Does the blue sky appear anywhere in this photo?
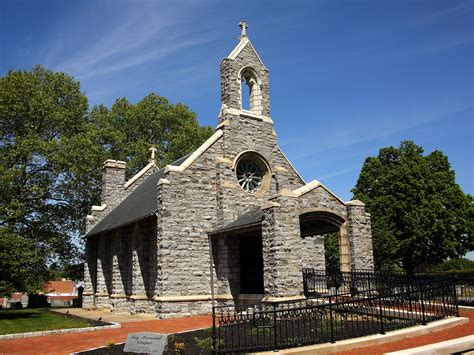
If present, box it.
[1,0,472,200]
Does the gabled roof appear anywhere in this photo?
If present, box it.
[226,37,268,71]
[86,154,190,237]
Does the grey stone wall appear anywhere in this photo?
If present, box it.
[301,235,325,271]
[220,42,270,118]
[261,187,349,298]
[217,114,304,228]
[262,200,304,298]
[101,160,126,208]
[83,238,97,308]
[156,141,223,300]
[347,203,374,270]
[96,234,112,295]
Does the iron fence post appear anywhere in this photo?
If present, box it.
[378,295,385,334]
[273,302,278,351]
[329,295,335,343]
[452,283,460,317]
[367,272,371,295]
[211,306,217,354]
[420,285,427,325]
[407,283,413,312]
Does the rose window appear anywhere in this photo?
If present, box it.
[236,160,263,193]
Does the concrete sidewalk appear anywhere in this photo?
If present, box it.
[53,307,157,323]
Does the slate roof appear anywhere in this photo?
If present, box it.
[86,155,190,237]
[210,208,263,235]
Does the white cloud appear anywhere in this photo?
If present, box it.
[45,3,215,80]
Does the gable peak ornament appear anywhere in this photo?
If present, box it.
[239,20,248,40]
[149,146,157,162]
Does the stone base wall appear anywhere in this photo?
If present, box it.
[95,295,111,310]
[130,299,156,315]
[82,295,95,309]
[155,300,213,319]
[110,297,130,313]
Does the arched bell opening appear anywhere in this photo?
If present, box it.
[299,210,350,273]
[239,67,262,114]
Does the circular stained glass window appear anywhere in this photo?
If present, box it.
[236,159,263,193]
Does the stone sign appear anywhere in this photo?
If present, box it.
[123,332,168,354]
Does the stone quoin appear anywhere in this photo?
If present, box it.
[83,22,374,318]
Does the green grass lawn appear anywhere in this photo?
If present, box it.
[0,308,92,335]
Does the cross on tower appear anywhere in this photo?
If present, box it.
[239,21,248,39]
[149,146,157,161]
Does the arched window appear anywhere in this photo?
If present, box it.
[240,67,262,114]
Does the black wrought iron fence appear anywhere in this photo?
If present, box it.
[211,281,458,354]
[303,269,449,297]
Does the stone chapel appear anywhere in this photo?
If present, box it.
[83,22,374,318]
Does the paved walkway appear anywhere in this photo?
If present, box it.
[53,308,157,323]
[0,308,472,354]
[0,314,212,354]
[334,307,474,355]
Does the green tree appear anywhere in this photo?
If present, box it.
[0,65,101,293]
[436,258,474,272]
[89,94,214,177]
[352,141,473,274]
[1,66,213,293]
[324,232,340,273]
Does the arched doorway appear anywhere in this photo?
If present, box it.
[299,209,350,272]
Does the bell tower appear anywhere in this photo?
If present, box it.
[219,21,271,124]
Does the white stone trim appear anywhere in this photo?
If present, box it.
[124,161,157,189]
[216,157,232,164]
[262,295,306,303]
[278,188,298,197]
[221,181,239,189]
[274,166,288,173]
[232,150,271,170]
[241,109,273,123]
[0,322,121,340]
[216,118,230,129]
[277,180,345,205]
[346,199,365,206]
[129,294,148,300]
[153,294,234,302]
[387,335,474,355]
[300,207,347,220]
[227,37,249,60]
[277,147,305,183]
[261,201,281,210]
[226,37,268,71]
[103,159,126,169]
[91,204,107,211]
[292,180,322,196]
[157,178,170,186]
[164,129,223,173]
[219,106,273,123]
